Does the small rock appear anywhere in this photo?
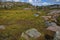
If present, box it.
[45,21,52,26]
[50,22,57,26]
[21,33,29,40]
[34,13,39,17]
[45,21,57,27]
[0,25,5,29]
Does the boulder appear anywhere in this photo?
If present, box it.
[25,28,41,38]
[21,28,41,40]
[42,16,51,21]
[54,31,60,40]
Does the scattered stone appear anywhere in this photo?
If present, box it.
[47,10,60,19]
[0,2,14,9]
[56,31,60,38]
[25,28,41,38]
[42,10,60,40]
[45,22,57,27]
[47,26,60,32]
[21,28,41,40]
[48,10,60,16]
[21,33,29,40]
[54,31,60,40]
[0,25,5,29]
[34,13,39,17]
[45,21,52,26]
[50,22,57,26]
[42,16,51,21]
[47,26,58,32]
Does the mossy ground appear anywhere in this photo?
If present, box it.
[0,9,47,40]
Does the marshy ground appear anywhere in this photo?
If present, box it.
[0,9,48,40]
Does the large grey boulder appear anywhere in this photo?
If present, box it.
[25,28,41,38]
[54,31,60,40]
[21,28,41,40]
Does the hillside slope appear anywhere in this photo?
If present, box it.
[0,2,34,9]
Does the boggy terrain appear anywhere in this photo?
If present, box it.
[0,2,60,40]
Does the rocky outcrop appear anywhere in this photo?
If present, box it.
[42,10,60,40]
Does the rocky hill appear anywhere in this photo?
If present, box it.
[0,2,34,9]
